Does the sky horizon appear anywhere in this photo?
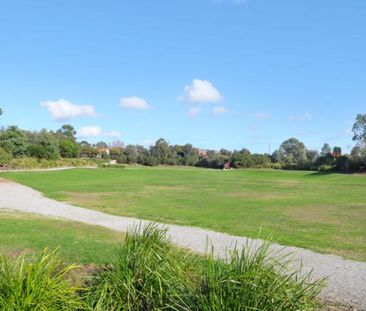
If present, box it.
[0,0,365,153]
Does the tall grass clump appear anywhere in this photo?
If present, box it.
[86,223,195,311]
[87,224,324,310]
[195,243,323,310]
[0,249,85,311]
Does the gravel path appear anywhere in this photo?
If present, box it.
[0,178,365,310]
[0,166,97,173]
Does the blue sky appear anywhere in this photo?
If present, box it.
[0,0,365,153]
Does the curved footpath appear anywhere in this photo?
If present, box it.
[0,178,365,310]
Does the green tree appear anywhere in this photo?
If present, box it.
[96,141,108,149]
[332,146,342,158]
[123,145,138,164]
[27,130,60,159]
[80,145,98,158]
[231,149,253,168]
[306,150,319,163]
[109,147,123,160]
[57,124,76,141]
[0,147,12,166]
[351,145,362,158]
[136,145,149,165]
[321,143,331,156]
[150,139,172,165]
[352,113,366,147]
[279,138,307,166]
[179,144,199,166]
[79,140,91,147]
[59,139,79,158]
[271,149,284,163]
[0,126,28,157]
[251,153,271,167]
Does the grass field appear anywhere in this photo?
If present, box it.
[3,167,366,261]
[0,211,123,263]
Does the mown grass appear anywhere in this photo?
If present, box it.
[3,167,366,261]
[0,211,123,264]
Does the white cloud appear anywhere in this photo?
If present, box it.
[213,106,227,115]
[288,112,312,121]
[183,79,223,103]
[120,96,150,110]
[187,107,202,118]
[77,126,102,138]
[106,131,121,138]
[251,112,271,120]
[41,99,96,121]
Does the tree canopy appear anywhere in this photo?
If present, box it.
[0,113,365,172]
[352,114,366,147]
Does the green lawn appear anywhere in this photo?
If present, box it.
[0,210,123,264]
[3,167,366,261]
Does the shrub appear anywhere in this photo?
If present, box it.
[195,244,323,310]
[27,144,51,159]
[318,164,334,172]
[8,157,96,169]
[59,139,80,158]
[98,163,125,169]
[0,250,85,310]
[87,225,324,311]
[269,162,283,169]
[86,224,194,310]
[0,147,12,166]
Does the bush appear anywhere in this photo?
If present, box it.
[269,162,284,169]
[318,164,334,172]
[0,147,12,166]
[87,225,323,311]
[59,139,79,158]
[195,244,322,310]
[86,224,194,310]
[8,157,96,169]
[0,250,85,310]
[27,144,52,159]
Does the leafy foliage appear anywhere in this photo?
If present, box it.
[0,126,28,157]
[0,111,365,171]
[0,147,12,165]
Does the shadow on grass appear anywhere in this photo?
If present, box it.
[305,171,355,177]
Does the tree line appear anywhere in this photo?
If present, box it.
[1,108,365,172]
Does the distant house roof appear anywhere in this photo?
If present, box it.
[198,149,208,157]
[223,161,232,170]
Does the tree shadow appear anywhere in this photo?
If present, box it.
[305,171,354,177]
